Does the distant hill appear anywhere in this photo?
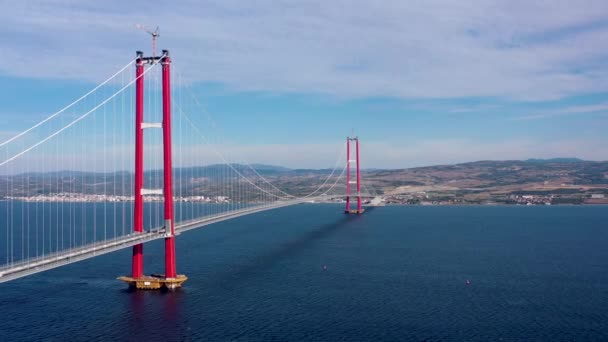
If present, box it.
[364,159,608,204]
[3,160,608,203]
[249,164,292,172]
[524,158,586,164]
[367,159,608,188]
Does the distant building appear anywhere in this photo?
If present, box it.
[584,194,608,204]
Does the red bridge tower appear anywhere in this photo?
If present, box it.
[345,136,364,214]
[119,50,187,290]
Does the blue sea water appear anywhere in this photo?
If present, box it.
[1,204,608,341]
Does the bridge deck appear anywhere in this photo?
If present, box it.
[0,199,324,283]
[0,195,380,283]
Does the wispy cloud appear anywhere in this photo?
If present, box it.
[2,1,608,169]
[357,139,608,168]
[448,104,500,114]
[2,1,608,100]
[3,138,606,172]
[512,103,608,120]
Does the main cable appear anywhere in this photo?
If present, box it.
[0,59,161,168]
[0,60,136,147]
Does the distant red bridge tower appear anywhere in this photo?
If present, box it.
[345,136,364,214]
[118,50,187,290]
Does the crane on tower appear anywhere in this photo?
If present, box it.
[134,24,160,57]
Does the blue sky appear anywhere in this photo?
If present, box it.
[1,1,608,168]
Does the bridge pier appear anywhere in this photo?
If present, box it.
[118,274,188,290]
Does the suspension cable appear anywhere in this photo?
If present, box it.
[172,66,348,200]
[0,59,161,167]
[176,103,291,200]
[301,148,347,198]
[176,100,349,201]
[0,59,136,147]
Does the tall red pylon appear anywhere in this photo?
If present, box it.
[345,136,364,214]
[132,52,145,279]
[119,50,187,290]
[161,51,177,281]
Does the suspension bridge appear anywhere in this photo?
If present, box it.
[0,50,381,288]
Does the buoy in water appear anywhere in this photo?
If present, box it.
[466,279,471,285]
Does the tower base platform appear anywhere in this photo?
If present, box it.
[117,274,188,290]
[345,209,365,214]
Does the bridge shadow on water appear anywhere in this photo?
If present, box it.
[113,206,376,296]
[209,207,375,288]
[114,208,376,340]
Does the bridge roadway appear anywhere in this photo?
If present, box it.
[0,195,379,283]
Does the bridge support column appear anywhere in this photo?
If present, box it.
[132,51,145,278]
[345,137,351,212]
[161,50,178,283]
[356,138,362,212]
[345,136,364,214]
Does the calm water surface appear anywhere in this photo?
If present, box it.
[1,204,607,341]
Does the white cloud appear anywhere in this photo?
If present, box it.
[2,1,608,100]
[513,103,608,120]
[1,1,607,171]
[348,139,607,168]
[152,139,608,168]
[4,137,605,172]
[132,139,608,169]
